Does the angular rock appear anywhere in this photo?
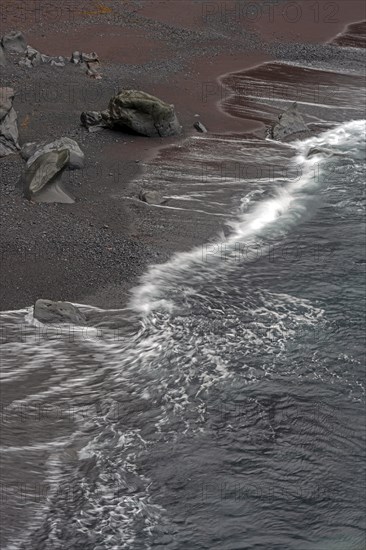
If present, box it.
[194,121,207,133]
[86,61,102,79]
[0,44,6,66]
[269,102,309,142]
[27,137,84,170]
[0,87,14,119]
[0,87,20,157]
[80,110,108,129]
[139,189,165,205]
[19,47,66,68]
[81,52,99,63]
[22,149,75,203]
[34,299,86,324]
[25,46,42,66]
[1,31,26,53]
[50,56,65,67]
[70,51,82,64]
[20,142,38,160]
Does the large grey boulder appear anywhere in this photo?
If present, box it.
[26,137,84,170]
[269,102,310,142]
[22,149,75,203]
[1,31,26,53]
[81,90,182,137]
[34,300,86,324]
[0,87,20,157]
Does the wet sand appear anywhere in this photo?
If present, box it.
[0,0,365,310]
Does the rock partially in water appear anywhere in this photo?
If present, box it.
[34,300,86,324]
[306,146,347,159]
[269,102,309,142]
[194,121,207,133]
[1,31,26,53]
[0,87,20,157]
[26,137,85,170]
[82,90,182,137]
[139,189,165,205]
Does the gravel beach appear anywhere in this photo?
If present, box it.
[1,0,365,310]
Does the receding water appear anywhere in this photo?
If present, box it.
[1,59,365,550]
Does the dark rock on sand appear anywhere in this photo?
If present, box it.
[81,52,99,63]
[0,44,6,66]
[0,87,20,157]
[269,102,309,141]
[80,111,107,128]
[70,51,82,64]
[19,46,42,67]
[71,51,99,64]
[26,137,85,170]
[139,189,165,205]
[194,121,207,133]
[20,142,38,160]
[82,90,181,137]
[22,149,75,203]
[86,62,102,79]
[19,46,65,68]
[1,31,26,53]
[34,299,86,324]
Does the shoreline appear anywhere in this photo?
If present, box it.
[0,1,365,311]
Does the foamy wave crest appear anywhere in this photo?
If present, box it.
[130,120,365,315]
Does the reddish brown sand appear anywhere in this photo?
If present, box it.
[0,0,365,310]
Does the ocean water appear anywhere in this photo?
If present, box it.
[1,47,366,550]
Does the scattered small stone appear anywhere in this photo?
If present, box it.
[139,189,165,205]
[19,45,65,68]
[0,44,6,66]
[88,126,105,133]
[81,52,99,63]
[0,87,20,158]
[20,142,38,160]
[70,51,82,64]
[194,121,207,133]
